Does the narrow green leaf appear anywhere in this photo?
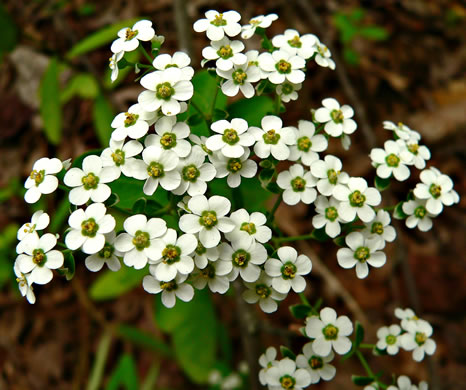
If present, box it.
[375,175,391,191]
[393,201,407,220]
[132,198,147,214]
[87,330,113,390]
[310,228,330,242]
[93,93,115,146]
[280,346,296,360]
[60,73,99,103]
[352,375,375,386]
[355,321,365,347]
[358,26,389,41]
[39,57,62,145]
[62,251,75,281]
[333,235,346,247]
[117,324,172,357]
[289,304,312,319]
[105,354,139,390]
[259,168,275,185]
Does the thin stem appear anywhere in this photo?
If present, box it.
[275,233,313,243]
[267,193,282,223]
[355,350,374,378]
[190,100,209,122]
[274,93,281,115]
[299,292,311,306]
[359,343,376,349]
[59,184,70,192]
[139,45,154,64]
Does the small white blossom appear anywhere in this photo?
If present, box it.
[265,246,312,294]
[192,261,232,294]
[289,120,328,166]
[370,140,411,181]
[24,157,63,204]
[241,14,278,39]
[152,51,194,80]
[277,164,317,206]
[209,149,257,188]
[395,307,420,330]
[276,81,302,103]
[111,103,155,141]
[85,231,122,272]
[146,116,192,158]
[101,139,143,178]
[243,273,286,313]
[192,242,219,269]
[14,262,36,304]
[397,137,431,169]
[109,51,124,82]
[387,375,428,390]
[206,118,255,158]
[376,324,402,355]
[245,50,268,78]
[402,199,436,232]
[17,210,50,253]
[217,61,261,98]
[363,209,396,249]
[64,155,119,206]
[314,98,357,137]
[312,196,343,238]
[296,342,336,384]
[259,347,278,386]
[383,121,421,141]
[189,134,213,156]
[305,307,353,355]
[226,208,271,246]
[258,49,306,84]
[311,155,349,196]
[202,37,247,71]
[400,320,436,362]
[111,20,155,53]
[313,40,335,69]
[266,358,311,390]
[272,29,317,59]
[220,241,267,283]
[193,10,241,41]
[143,273,194,308]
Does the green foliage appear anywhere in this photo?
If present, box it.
[105,354,139,390]
[57,251,75,280]
[104,50,141,89]
[352,375,375,386]
[289,303,312,319]
[39,57,62,145]
[0,224,18,288]
[60,73,99,103]
[280,345,296,360]
[0,3,18,63]
[227,96,275,127]
[93,93,115,147]
[117,324,172,357]
[354,321,365,347]
[375,175,391,191]
[155,289,218,383]
[393,201,408,220]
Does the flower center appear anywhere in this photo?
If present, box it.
[288,35,302,48]
[317,44,328,57]
[309,356,324,369]
[291,176,306,192]
[82,173,99,190]
[111,149,125,166]
[414,205,427,219]
[232,69,247,85]
[160,280,177,291]
[232,249,250,268]
[349,190,366,207]
[429,184,441,199]
[330,109,344,124]
[199,210,218,229]
[415,331,427,346]
[125,28,138,40]
[200,263,216,279]
[165,64,179,68]
[182,164,200,182]
[371,222,384,235]
[262,129,280,144]
[281,83,294,95]
[325,207,338,221]
[98,243,115,259]
[275,59,292,74]
[227,158,242,173]
[297,136,311,152]
[280,375,296,389]
[24,223,36,234]
[281,261,297,279]
[160,132,177,149]
[32,248,46,266]
[249,18,261,26]
[124,112,139,127]
[156,82,175,100]
[162,244,181,264]
[132,230,150,250]
[255,284,271,299]
[386,334,397,345]
[408,143,419,155]
[222,128,240,145]
[147,162,165,178]
[240,222,256,235]
[29,169,45,186]
[195,242,207,255]
[81,218,99,237]
[248,60,259,67]
[322,324,339,340]
[385,153,400,167]
[211,13,227,27]
[217,45,233,59]
[354,246,370,262]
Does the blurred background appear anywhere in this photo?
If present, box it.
[0,0,465,389]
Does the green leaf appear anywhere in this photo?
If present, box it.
[393,201,407,220]
[352,375,374,386]
[93,93,115,146]
[227,96,274,127]
[187,113,204,126]
[212,108,229,121]
[66,18,140,59]
[132,198,147,214]
[354,321,365,347]
[375,175,391,191]
[310,228,330,242]
[333,235,346,247]
[280,346,296,360]
[105,354,139,390]
[259,168,274,186]
[349,8,366,22]
[39,57,62,145]
[60,73,99,103]
[60,251,75,281]
[0,3,18,63]
[343,47,360,65]
[266,182,282,194]
[117,324,172,357]
[104,193,120,207]
[373,346,388,356]
[89,266,147,301]
[289,304,312,319]
[358,26,389,41]
[155,289,218,383]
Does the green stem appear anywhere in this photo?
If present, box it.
[209,80,221,123]
[190,100,209,122]
[359,343,376,349]
[267,193,282,223]
[139,45,154,63]
[355,350,388,389]
[275,233,313,243]
[232,187,244,209]
[299,292,311,306]
[86,330,113,390]
[274,93,281,115]
[59,184,70,192]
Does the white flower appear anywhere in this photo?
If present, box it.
[145,116,192,158]
[266,358,311,390]
[400,320,436,362]
[265,246,312,294]
[370,140,411,181]
[109,51,124,82]
[305,307,353,355]
[193,10,241,41]
[243,273,286,313]
[259,347,278,385]
[179,195,235,248]
[376,324,402,355]
[14,262,36,304]
[138,67,193,116]
[209,149,257,188]
[152,51,194,80]
[312,196,343,238]
[387,375,426,390]
[192,261,231,293]
[132,146,180,195]
[189,134,213,155]
[85,231,122,272]
[250,115,296,160]
[114,214,167,269]
[276,81,302,103]
[258,49,306,84]
[289,120,328,166]
[272,29,317,59]
[173,146,216,196]
[402,199,436,232]
[111,20,155,53]
[202,37,247,71]
[363,209,396,249]
[314,98,357,137]
[397,138,431,169]
[311,155,349,196]
[143,273,194,308]
[101,139,143,178]
[17,210,50,253]
[65,203,116,254]
[277,164,317,206]
[148,228,197,281]
[16,233,63,285]
[241,14,278,39]
[296,342,336,384]
[245,49,268,78]
[226,209,271,246]
[217,61,261,98]
[334,177,381,222]
[413,168,455,215]
[220,241,267,283]
[192,242,219,269]
[395,307,419,329]
[206,118,255,158]
[24,157,63,204]
[313,40,335,69]
[336,232,386,279]
[383,121,421,141]
[111,103,155,141]
[64,155,119,206]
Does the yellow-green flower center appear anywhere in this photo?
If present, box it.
[200,211,218,229]
[408,143,419,155]
[125,28,138,41]
[211,14,227,27]
[162,244,181,264]
[81,218,99,237]
[297,136,311,152]
[309,356,324,369]
[195,242,206,255]
[222,128,240,145]
[429,184,441,199]
[255,284,271,298]
[288,35,302,48]
[156,82,174,100]
[227,158,242,173]
[386,334,397,345]
[147,162,164,178]
[111,149,125,166]
[414,205,427,219]
[160,280,177,291]
[281,261,297,279]
[317,44,328,57]
[322,324,339,340]
[354,246,370,262]
[124,112,139,127]
[240,222,256,235]
[330,109,344,124]
[325,207,338,221]
[280,375,296,389]
[281,83,294,95]
[30,169,45,186]
[132,230,150,250]
[349,190,366,207]
[415,332,427,346]
[385,153,400,167]
[275,59,292,74]
[82,173,99,190]
[371,222,384,235]
[263,129,281,145]
[232,249,250,268]
[99,244,115,259]
[201,263,216,279]
[327,169,338,185]
[32,248,46,266]
[291,176,306,192]
[217,45,233,59]
[182,164,200,182]
[232,69,247,85]
[160,132,177,149]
